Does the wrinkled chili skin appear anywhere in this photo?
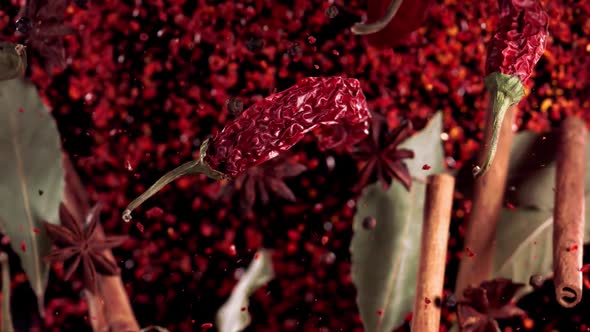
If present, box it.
[366,0,434,48]
[485,0,549,82]
[205,77,371,177]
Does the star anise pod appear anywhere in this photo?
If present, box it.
[352,112,414,192]
[457,278,526,332]
[44,203,127,293]
[16,0,74,73]
[220,157,307,211]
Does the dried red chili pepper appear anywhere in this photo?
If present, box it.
[351,0,434,48]
[473,0,548,177]
[122,76,371,221]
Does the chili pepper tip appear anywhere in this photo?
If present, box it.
[351,0,404,35]
[122,139,228,221]
[473,72,525,178]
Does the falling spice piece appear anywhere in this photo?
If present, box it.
[352,114,414,191]
[473,0,548,177]
[226,97,244,115]
[73,0,89,9]
[325,5,339,19]
[411,174,454,332]
[218,157,307,211]
[0,42,27,81]
[20,241,26,252]
[38,190,43,196]
[457,278,525,332]
[553,117,586,308]
[245,37,264,52]
[16,0,75,73]
[351,0,434,48]
[362,216,377,230]
[529,274,545,289]
[45,203,128,293]
[123,76,371,221]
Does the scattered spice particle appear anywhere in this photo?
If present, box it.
[38,189,43,195]
[465,247,476,257]
[422,164,431,170]
[567,244,579,252]
[325,5,339,18]
[529,274,545,289]
[245,37,264,52]
[146,206,164,219]
[226,97,244,115]
[33,228,40,234]
[377,309,383,316]
[20,241,26,252]
[136,222,144,233]
[580,264,590,273]
[201,323,213,329]
[362,216,377,230]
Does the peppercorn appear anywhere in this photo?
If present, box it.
[74,0,89,9]
[362,216,377,230]
[287,42,302,58]
[325,6,339,19]
[15,17,32,34]
[225,97,244,115]
[245,37,264,53]
[529,274,545,289]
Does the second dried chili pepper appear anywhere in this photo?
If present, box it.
[122,76,371,221]
[473,0,548,177]
[351,0,434,48]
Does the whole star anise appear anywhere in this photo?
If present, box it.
[44,203,127,293]
[458,278,526,332]
[16,0,74,73]
[219,157,307,211]
[352,113,414,191]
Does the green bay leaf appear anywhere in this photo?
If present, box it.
[0,79,64,314]
[351,113,444,332]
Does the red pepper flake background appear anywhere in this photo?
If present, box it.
[0,0,589,331]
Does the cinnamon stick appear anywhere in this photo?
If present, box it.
[455,106,517,298]
[553,117,587,308]
[63,156,140,331]
[411,174,455,332]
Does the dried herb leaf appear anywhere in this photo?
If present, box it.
[0,79,64,314]
[216,250,274,332]
[350,113,444,332]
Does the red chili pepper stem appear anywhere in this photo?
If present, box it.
[122,139,228,222]
[473,72,524,178]
[351,0,404,35]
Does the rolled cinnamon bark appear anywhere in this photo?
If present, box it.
[553,117,587,308]
[455,106,517,298]
[411,174,455,332]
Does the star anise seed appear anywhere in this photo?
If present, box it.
[45,203,127,293]
[457,278,526,332]
[352,113,414,192]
